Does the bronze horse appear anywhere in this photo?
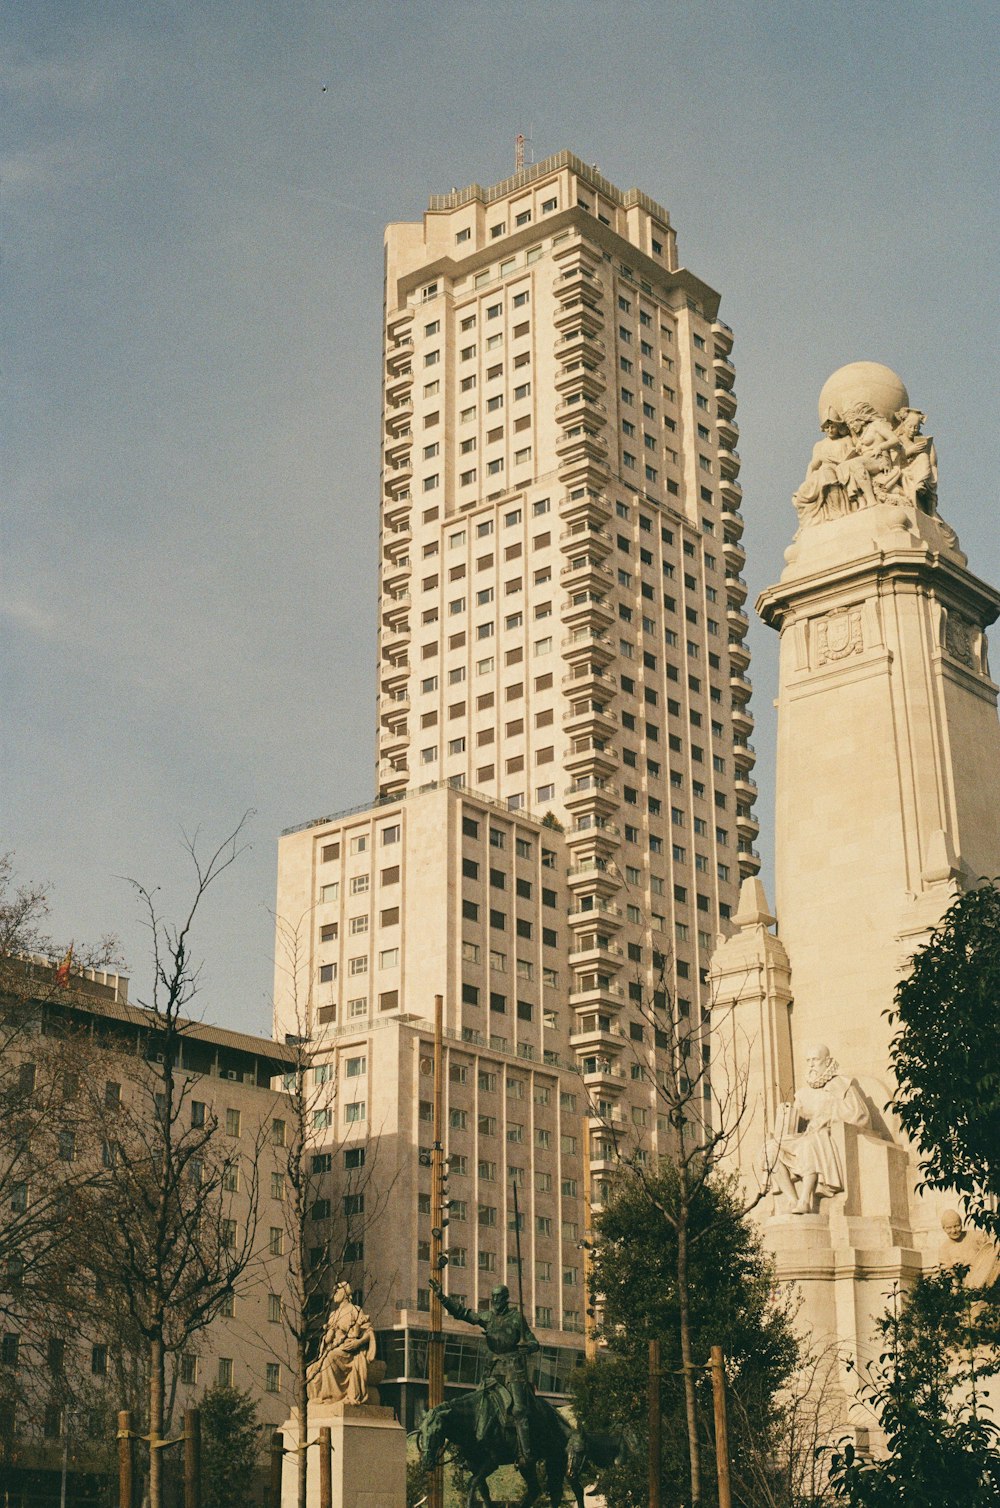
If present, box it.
[415,1385,569,1507]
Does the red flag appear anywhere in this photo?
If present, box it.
[55,944,74,988]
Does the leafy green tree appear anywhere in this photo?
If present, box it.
[889,882,1000,1239]
[572,1164,799,1508]
[828,1269,1000,1506]
[200,1383,261,1508]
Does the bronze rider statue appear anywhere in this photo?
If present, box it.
[428,1277,540,1464]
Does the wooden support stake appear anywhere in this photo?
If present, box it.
[269,1430,284,1508]
[710,1345,732,1508]
[184,1408,201,1508]
[117,1410,134,1508]
[318,1426,332,1508]
[648,1339,661,1508]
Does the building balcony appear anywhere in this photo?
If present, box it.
[721,508,744,544]
[554,363,606,402]
[378,758,409,787]
[720,475,743,506]
[381,557,411,593]
[563,739,619,778]
[734,772,758,800]
[724,573,748,607]
[379,725,410,759]
[711,320,734,357]
[385,340,413,376]
[384,398,413,434]
[384,455,413,489]
[738,849,763,878]
[567,897,624,929]
[380,691,410,725]
[382,592,411,627]
[570,977,627,1013]
[560,557,614,594]
[579,1058,626,1093]
[561,484,612,525]
[566,859,620,897]
[554,329,605,364]
[728,637,751,671]
[561,629,615,667]
[381,663,410,696]
[569,939,625,970]
[383,516,412,550]
[563,700,618,737]
[562,664,617,696]
[570,1019,627,1055]
[384,368,413,402]
[560,522,613,559]
[713,354,736,390]
[560,593,615,632]
[383,494,411,526]
[722,537,746,573]
[384,432,412,465]
[733,739,756,771]
[727,604,750,633]
[382,622,411,653]
[553,263,604,297]
[731,704,754,738]
[730,668,752,697]
[564,784,620,822]
[715,386,737,422]
[555,397,608,430]
[716,415,740,450]
[553,298,603,337]
[719,449,741,481]
[565,821,621,859]
[736,808,760,839]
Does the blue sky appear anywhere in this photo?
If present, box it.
[4,1,998,1035]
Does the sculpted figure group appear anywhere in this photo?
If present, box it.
[793,402,938,526]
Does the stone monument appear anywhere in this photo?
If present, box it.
[280,1281,406,1508]
[711,362,1000,1429]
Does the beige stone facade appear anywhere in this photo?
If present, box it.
[273,152,757,1421]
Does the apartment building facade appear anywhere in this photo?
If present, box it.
[273,151,758,1423]
[0,962,297,1480]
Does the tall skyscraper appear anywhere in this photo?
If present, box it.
[274,152,756,1423]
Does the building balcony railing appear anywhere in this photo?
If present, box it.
[567,899,624,927]
[554,330,606,362]
[552,298,603,336]
[711,319,734,356]
[563,740,620,778]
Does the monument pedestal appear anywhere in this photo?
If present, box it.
[280,1401,406,1508]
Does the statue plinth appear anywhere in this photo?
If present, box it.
[279,1401,407,1508]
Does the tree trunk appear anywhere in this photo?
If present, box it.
[149,1333,165,1508]
[298,1332,309,1508]
[677,1214,701,1507]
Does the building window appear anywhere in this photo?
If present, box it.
[218,1358,234,1387]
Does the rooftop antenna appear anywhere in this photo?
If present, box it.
[515,133,525,172]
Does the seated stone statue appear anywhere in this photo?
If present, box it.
[307,1280,379,1405]
[937,1210,1000,1290]
[763,1044,871,1214]
[792,416,854,525]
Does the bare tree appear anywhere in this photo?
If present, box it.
[0,855,121,1324]
[78,818,265,1508]
[269,911,398,1508]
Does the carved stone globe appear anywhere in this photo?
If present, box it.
[818,362,909,424]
